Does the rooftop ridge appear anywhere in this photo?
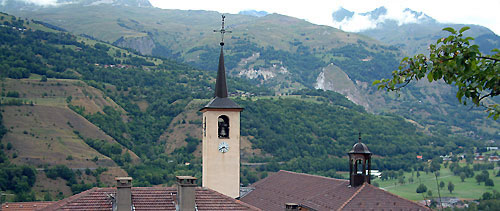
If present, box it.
[1,201,55,210]
[2,201,54,205]
[36,186,258,211]
[203,188,261,210]
[337,182,367,211]
[278,170,349,182]
[132,186,176,190]
[41,187,99,211]
[302,182,355,208]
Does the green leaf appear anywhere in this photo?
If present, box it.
[442,27,456,34]
[372,80,381,86]
[456,91,464,103]
[399,76,406,83]
[427,73,433,82]
[465,37,475,41]
[459,26,470,34]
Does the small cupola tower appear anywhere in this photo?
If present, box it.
[348,133,372,187]
[200,15,243,198]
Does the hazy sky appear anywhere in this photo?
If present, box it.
[15,0,500,34]
[149,0,500,35]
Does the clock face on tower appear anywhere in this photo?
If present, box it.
[218,142,229,153]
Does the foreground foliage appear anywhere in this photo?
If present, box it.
[375,27,500,119]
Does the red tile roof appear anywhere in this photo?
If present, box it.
[2,201,55,211]
[3,187,259,211]
[240,170,430,211]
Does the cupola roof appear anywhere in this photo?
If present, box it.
[349,133,371,154]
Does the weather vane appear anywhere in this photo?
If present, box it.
[213,14,232,46]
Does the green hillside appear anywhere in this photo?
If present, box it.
[0,12,493,204]
[1,5,388,82]
[3,4,498,142]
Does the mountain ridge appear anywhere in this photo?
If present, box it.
[0,11,493,202]
[0,0,152,9]
[332,6,500,55]
[1,5,497,141]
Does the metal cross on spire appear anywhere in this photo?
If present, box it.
[358,132,362,143]
[213,14,232,46]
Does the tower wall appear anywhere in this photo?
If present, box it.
[202,108,241,198]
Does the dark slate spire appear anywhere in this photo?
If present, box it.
[201,15,242,110]
[214,44,228,98]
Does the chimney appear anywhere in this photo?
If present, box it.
[115,177,132,211]
[285,203,299,211]
[176,176,197,211]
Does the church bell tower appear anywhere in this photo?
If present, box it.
[348,133,372,187]
[200,15,243,198]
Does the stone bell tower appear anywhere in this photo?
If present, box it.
[200,15,243,198]
[348,133,372,187]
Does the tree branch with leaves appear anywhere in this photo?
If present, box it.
[373,27,499,119]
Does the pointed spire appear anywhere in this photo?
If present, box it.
[201,15,242,110]
[214,45,228,98]
[213,14,231,99]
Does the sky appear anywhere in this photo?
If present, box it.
[149,0,500,35]
[14,0,500,35]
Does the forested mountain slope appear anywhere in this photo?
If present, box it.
[2,3,497,141]
[0,4,391,84]
[0,12,489,202]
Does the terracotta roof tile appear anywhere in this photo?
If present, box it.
[343,184,429,210]
[1,201,55,211]
[29,186,259,211]
[240,170,430,211]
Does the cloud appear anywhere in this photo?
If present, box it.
[331,6,431,32]
[331,13,377,32]
[1,0,118,7]
[14,0,59,6]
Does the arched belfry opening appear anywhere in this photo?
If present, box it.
[218,115,229,138]
[348,133,372,187]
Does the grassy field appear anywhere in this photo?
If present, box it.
[374,164,500,201]
[0,79,141,157]
[1,77,125,114]
[2,105,117,168]
[0,77,143,199]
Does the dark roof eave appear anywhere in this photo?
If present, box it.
[348,151,372,154]
[200,97,243,111]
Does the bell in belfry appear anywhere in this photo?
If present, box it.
[220,128,227,137]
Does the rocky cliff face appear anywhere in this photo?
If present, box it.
[234,53,289,81]
[113,36,155,55]
[315,63,370,109]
